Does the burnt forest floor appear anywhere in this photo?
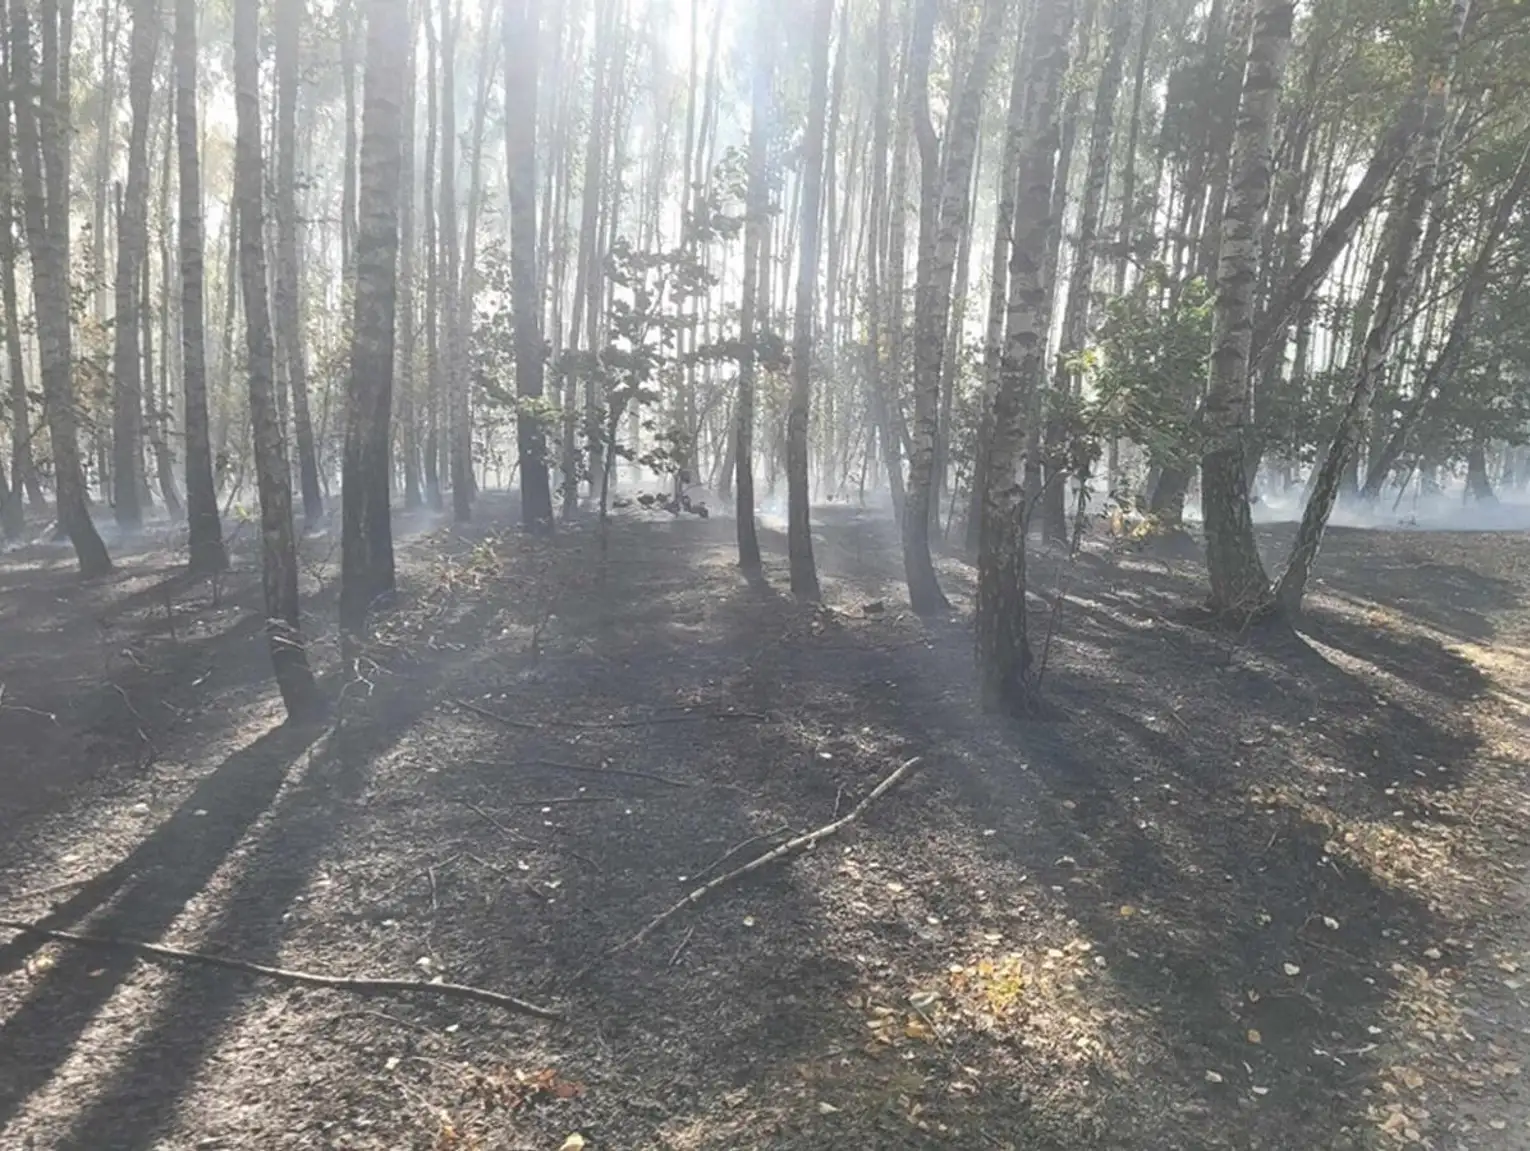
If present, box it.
[2,493,1529,1150]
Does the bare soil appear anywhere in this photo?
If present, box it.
[2,498,1529,1150]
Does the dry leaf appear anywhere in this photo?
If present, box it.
[1282,963,1301,977]
[560,1137,586,1151]
[1205,1070,1224,1084]
[1246,1029,1262,1045]
[818,1101,840,1115]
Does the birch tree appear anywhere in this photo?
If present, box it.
[1198,0,1296,617]
[234,0,320,719]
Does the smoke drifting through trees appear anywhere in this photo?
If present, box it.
[0,0,1528,716]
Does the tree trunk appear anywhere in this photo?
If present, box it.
[788,0,832,601]
[110,0,159,530]
[1047,0,1129,540]
[865,0,904,526]
[504,0,552,528]
[0,0,42,514]
[341,0,359,288]
[422,4,442,508]
[1199,0,1294,618]
[1035,0,1096,540]
[1361,135,1530,497]
[966,17,1028,555]
[276,0,324,521]
[1251,94,1422,365]
[397,5,421,510]
[12,0,111,574]
[174,0,225,573]
[341,0,406,637]
[1112,0,1151,299]
[439,0,470,521]
[905,0,1002,613]
[1275,0,1466,615]
[734,0,769,577]
[144,225,183,518]
[234,0,321,719]
[977,0,1071,715]
[880,0,914,525]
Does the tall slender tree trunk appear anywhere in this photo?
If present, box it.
[422,5,442,508]
[1361,135,1530,497]
[967,16,1028,555]
[440,0,471,520]
[110,0,159,529]
[977,0,1071,714]
[398,5,421,509]
[788,0,832,601]
[175,0,224,573]
[1198,0,1295,617]
[734,0,769,576]
[341,0,406,637]
[341,0,360,288]
[865,0,903,525]
[505,0,553,529]
[901,0,947,612]
[456,0,497,508]
[233,0,320,719]
[1276,0,1468,613]
[566,0,613,513]
[276,0,324,521]
[12,0,111,574]
[880,0,915,524]
[1043,0,1129,541]
[0,0,42,514]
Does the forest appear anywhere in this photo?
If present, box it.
[3,0,1530,1146]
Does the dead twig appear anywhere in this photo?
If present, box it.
[1,875,98,906]
[0,918,562,1020]
[668,926,696,968]
[461,801,536,843]
[455,698,770,732]
[687,824,794,884]
[469,758,692,789]
[619,757,922,951]
[502,794,620,807]
[463,801,603,871]
[453,698,540,730]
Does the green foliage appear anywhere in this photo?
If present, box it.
[1088,268,1213,470]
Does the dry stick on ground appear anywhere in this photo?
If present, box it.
[687,823,794,884]
[468,757,693,789]
[0,919,563,1019]
[619,757,923,952]
[461,800,604,871]
[455,698,771,731]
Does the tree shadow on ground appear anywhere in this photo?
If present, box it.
[1280,527,1522,644]
[0,719,327,1135]
[763,509,1493,1147]
[0,507,532,1147]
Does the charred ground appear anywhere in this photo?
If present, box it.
[2,500,1528,1150]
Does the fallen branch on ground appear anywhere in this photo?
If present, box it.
[618,757,922,952]
[453,699,540,729]
[1,875,98,906]
[469,758,692,789]
[687,824,794,884]
[0,918,562,1020]
[454,698,771,732]
[461,800,603,870]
